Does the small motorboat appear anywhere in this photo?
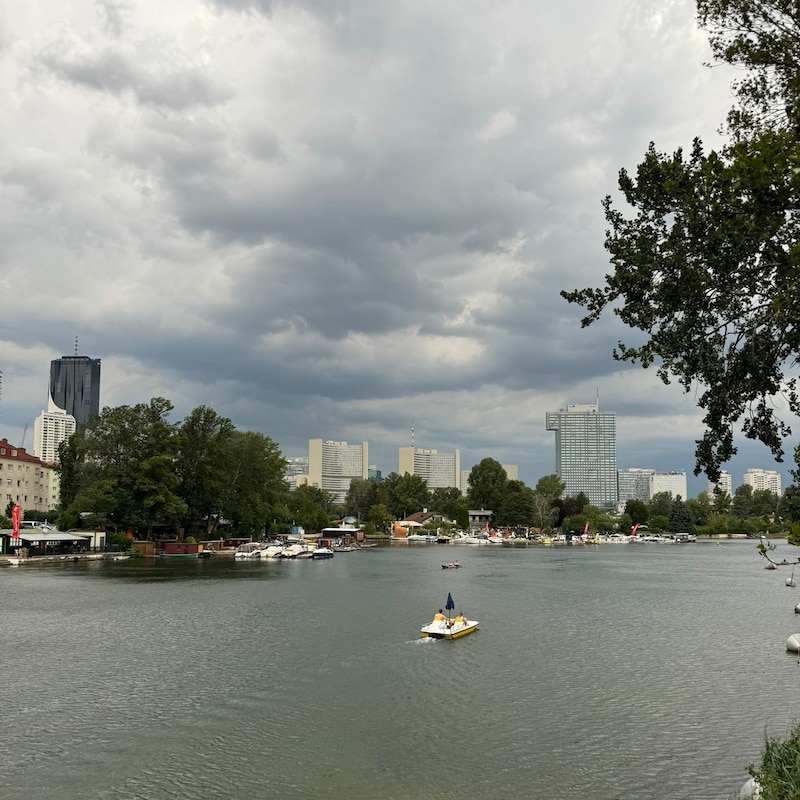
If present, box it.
[441,562,461,569]
[312,547,334,559]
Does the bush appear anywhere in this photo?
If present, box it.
[746,723,800,799]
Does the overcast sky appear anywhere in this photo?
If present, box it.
[1,0,794,497]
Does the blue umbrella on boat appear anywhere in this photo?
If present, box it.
[445,592,455,624]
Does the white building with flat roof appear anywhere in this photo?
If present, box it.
[308,439,368,504]
[708,471,732,497]
[398,448,460,490]
[33,396,76,464]
[650,471,688,500]
[743,468,782,496]
[618,468,655,504]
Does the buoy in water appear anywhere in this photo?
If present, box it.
[737,777,762,798]
[786,634,800,653]
[794,603,800,614]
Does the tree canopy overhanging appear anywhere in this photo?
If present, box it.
[560,1,800,482]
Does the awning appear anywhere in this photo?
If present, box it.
[15,532,92,543]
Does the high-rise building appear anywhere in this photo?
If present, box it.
[650,471,688,500]
[307,439,368,504]
[545,402,617,508]
[618,468,655,504]
[398,447,460,490]
[743,468,782,496]
[33,394,76,464]
[708,471,732,497]
[49,354,101,427]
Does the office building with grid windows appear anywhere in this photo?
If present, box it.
[545,403,617,509]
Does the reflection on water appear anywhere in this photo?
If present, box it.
[2,541,798,799]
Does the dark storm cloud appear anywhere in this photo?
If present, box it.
[4,0,776,490]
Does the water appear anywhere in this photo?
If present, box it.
[2,541,799,800]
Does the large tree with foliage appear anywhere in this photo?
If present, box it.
[175,406,237,535]
[561,1,800,482]
[390,473,431,519]
[466,458,508,512]
[667,498,693,533]
[221,430,287,536]
[64,397,187,535]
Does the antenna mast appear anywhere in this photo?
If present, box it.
[411,423,415,449]
[74,336,79,356]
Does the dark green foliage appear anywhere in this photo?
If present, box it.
[667,498,693,533]
[625,499,649,524]
[562,2,800,482]
[732,484,755,519]
[466,458,508,513]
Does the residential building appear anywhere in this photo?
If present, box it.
[743,468,782,496]
[398,447,460,490]
[650,471,688,500]
[618,468,655,504]
[49,354,101,427]
[33,395,77,464]
[545,402,617,508]
[708,471,732,497]
[307,439,369,505]
[0,438,55,514]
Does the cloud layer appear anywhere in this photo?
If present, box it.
[1,0,787,495]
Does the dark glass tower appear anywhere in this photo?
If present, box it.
[49,355,101,427]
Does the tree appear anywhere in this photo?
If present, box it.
[648,492,674,520]
[625,499,649,525]
[430,487,464,521]
[391,473,430,518]
[69,398,186,536]
[751,488,780,518]
[531,493,558,530]
[285,485,331,533]
[175,406,236,535]
[686,493,713,526]
[732,484,755,519]
[497,480,535,527]
[345,478,376,520]
[222,431,287,536]
[779,485,800,522]
[534,474,565,500]
[561,2,800,482]
[466,458,508,512]
[667,497,693,533]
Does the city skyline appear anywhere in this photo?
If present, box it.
[1,1,796,500]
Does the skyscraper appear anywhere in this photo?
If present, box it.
[398,447,461,490]
[307,439,368,504]
[545,402,617,508]
[49,354,101,427]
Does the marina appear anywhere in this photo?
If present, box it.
[2,540,799,800]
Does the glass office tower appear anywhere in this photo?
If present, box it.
[545,403,617,508]
[49,355,101,427]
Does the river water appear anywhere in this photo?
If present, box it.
[2,540,799,800]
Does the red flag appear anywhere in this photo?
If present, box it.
[631,523,640,536]
[583,521,590,536]
[11,504,20,537]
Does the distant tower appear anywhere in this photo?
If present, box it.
[545,402,618,508]
[49,346,101,427]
